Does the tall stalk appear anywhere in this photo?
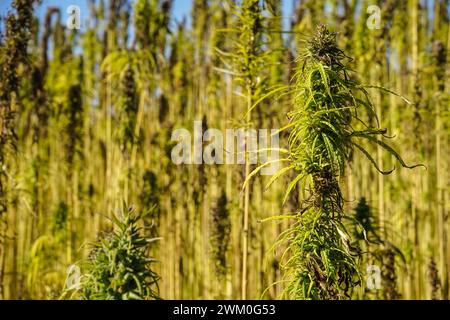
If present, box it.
[217,0,265,299]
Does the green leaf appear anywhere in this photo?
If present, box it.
[244,85,290,118]
[265,164,294,190]
[283,173,306,204]
[316,63,332,99]
[243,158,290,190]
[359,135,426,169]
[361,85,412,104]
[353,142,395,175]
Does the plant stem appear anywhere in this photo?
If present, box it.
[242,84,252,300]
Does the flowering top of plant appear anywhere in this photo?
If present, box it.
[305,24,349,70]
[79,206,160,300]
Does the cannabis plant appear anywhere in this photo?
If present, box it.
[219,0,266,299]
[2,0,447,301]
[0,0,37,298]
[428,258,441,300]
[250,25,421,300]
[119,65,138,156]
[380,246,401,300]
[349,197,404,299]
[351,197,382,243]
[210,190,231,277]
[79,206,160,300]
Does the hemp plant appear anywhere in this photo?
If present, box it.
[0,0,37,297]
[216,0,266,299]
[349,197,404,299]
[249,25,422,299]
[74,205,161,300]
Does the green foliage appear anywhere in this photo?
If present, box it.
[260,25,421,300]
[0,0,37,213]
[25,202,68,298]
[0,0,446,301]
[217,0,266,101]
[26,234,65,298]
[277,208,360,299]
[80,206,160,300]
[348,197,404,299]
[350,197,382,244]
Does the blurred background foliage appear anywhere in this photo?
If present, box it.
[0,0,448,300]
